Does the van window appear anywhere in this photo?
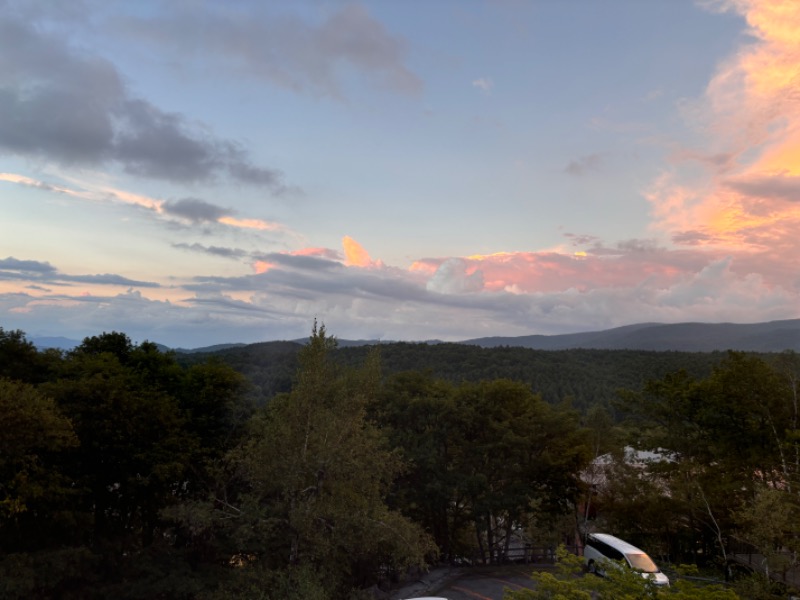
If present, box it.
[587,538,623,561]
[626,553,658,573]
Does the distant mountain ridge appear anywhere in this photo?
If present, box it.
[28,319,800,353]
[462,319,800,352]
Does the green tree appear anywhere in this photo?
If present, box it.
[453,380,590,563]
[194,323,435,598]
[615,352,800,575]
[0,327,61,384]
[0,378,77,522]
[47,351,188,549]
[374,370,471,560]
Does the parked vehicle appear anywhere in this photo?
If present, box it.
[583,533,670,586]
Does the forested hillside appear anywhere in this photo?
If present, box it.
[181,340,732,412]
[463,319,800,352]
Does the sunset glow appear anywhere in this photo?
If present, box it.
[342,236,374,268]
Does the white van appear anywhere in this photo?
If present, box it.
[583,533,669,587]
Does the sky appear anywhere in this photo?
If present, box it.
[2,0,800,348]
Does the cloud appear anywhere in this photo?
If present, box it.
[426,259,485,294]
[564,154,602,176]
[0,14,287,190]
[647,0,800,258]
[472,77,493,93]
[0,256,159,288]
[217,217,285,232]
[0,172,75,194]
[4,241,797,348]
[116,3,421,98]
[0,257,58,274]
[2,171,290,236]
[252,251,342,273]
[724,172,800,202]
[343,236,382,267]
[172,243,249,259]
[163,198,229,223]
[62,274,160,288]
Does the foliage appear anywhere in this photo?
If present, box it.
[0,327,60,384]
[172,323,436,598]
[5,323,798,599]
[183,339,728,412]
[0,378,77,519]
[612,351,800,590]
[373,372,591,564]
[505,546,740,599]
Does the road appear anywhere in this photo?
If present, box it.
[428,564,545,600]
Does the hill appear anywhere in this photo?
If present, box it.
[179,340,740,413]
[462,319,800,352]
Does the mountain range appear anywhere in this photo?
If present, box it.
[30,319,800,353]
[462,319,800,352]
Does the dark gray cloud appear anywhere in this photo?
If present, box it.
[0,257,57,274]
[116,3,422,98]
[172,243,248,259]
[725,174,800,202]
[184,258,492,312]
[0,15,286,190]
[252,252,342,271]
[62,274,160,288]
[163,198,229,223]
[0,256,159,288]
[564,153,602,176]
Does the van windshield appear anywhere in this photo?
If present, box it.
[626,553,658,573]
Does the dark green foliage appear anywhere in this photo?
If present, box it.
[173,324,436,598]
[610,351,800,593]
[0,378,78,535]
[0,327,61,384]
[505,545,741,599]
[373,371,591,564]
[182,339,727,412]
[176,341,302,404]
[0,329,255,598]
[341,344,726,414]
[5,323,798,599]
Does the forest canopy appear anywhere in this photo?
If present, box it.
[1,325,798,599]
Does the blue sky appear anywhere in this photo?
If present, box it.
[2,0,799,347]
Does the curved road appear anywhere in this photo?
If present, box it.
[428,565,543,600]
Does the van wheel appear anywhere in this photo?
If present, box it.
[588,560,596,574]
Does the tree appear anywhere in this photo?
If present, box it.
[614,351,800,581]
[0,378,77,523]
[454,380,590,563]
[195,323,435,597]
[0,327,59,384]
[48,351,187,548]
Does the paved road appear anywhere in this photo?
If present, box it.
[430,565,545,600]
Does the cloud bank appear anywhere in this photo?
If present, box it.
[0,12,285,190]
[1,1,799,348]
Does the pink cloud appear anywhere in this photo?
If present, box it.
[645,0,800,284]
